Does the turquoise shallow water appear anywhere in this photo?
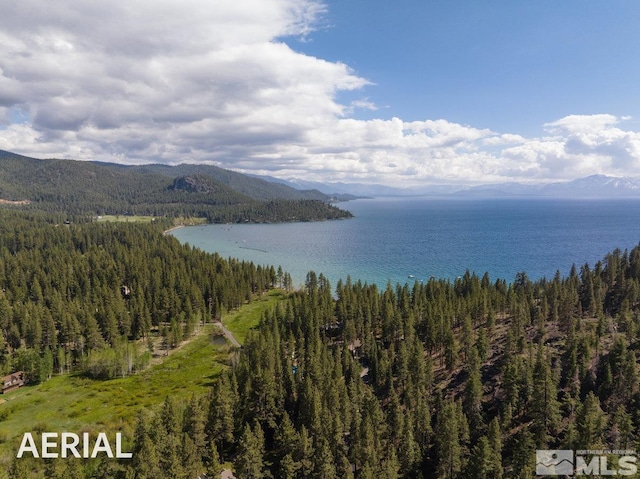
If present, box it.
[171,197,640,289]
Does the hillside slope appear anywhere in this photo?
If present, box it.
[0,150,351,221]
[133,163,329,201]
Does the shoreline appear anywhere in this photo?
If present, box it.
[163,224,186,235]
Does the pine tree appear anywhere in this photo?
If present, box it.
[465,435,492,479]
[181,434,202,479]
[206,373,237,460]
[313,438,337,479]
[444,329,458,372]
[205,441,223,479]
[380,448,400,479]
[463,348,484,436]
[609,405,633,450]
[436,399,462,479]
[131,411,162,479]
[297,426,314,479]
[278,453,298,479]
[576,392,606,449]
[510,427,535,479]
[183,394,207,461]
[274,411,300,460]
[487,417,504,479]
[530,345,560,447]
[235,423,265,479]
[398,409,421,474]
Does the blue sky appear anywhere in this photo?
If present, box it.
[1,0,639,187]
[290,1,640,134]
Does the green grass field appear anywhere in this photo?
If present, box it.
[96,215,158,223]
[0,290,285,466]
[0,325,225,463]
[222,290,285,344]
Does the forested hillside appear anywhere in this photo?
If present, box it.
[0,210,278,384]
[107,247,640,479]
[4,207,640,478]
[133,163,330,202]
[0,150,352,222]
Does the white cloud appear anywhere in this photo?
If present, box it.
[0,0,359,158]
[345,99,378,114]
[1,1,640,187]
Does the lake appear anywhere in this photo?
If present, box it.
[171,197,640,288]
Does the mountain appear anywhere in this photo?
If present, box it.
[260,173,640,198]
[0,150,352,222]
[132,163,330,201]
[252,175,407,197]
[539,174,640,197]
[457,175,640,198]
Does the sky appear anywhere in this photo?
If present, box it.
[1,0,639,187]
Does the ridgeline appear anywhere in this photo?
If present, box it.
[0,150,352,223]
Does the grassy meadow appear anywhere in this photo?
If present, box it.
[221,290,285,344]
[96,214,158,223]
[0,290,283,465]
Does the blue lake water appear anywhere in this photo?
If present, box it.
[171,197,640,288]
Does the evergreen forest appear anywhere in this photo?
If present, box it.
[2,201,640,477]
[0,151,352,222]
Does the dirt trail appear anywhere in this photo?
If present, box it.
[213,321,241,347]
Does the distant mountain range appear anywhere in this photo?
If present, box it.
[259,174,640,199]
[3,148,639,206]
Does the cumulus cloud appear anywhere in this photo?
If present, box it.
[0,1,357,156]
[1,0,640,186]
[542,114,640,172]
